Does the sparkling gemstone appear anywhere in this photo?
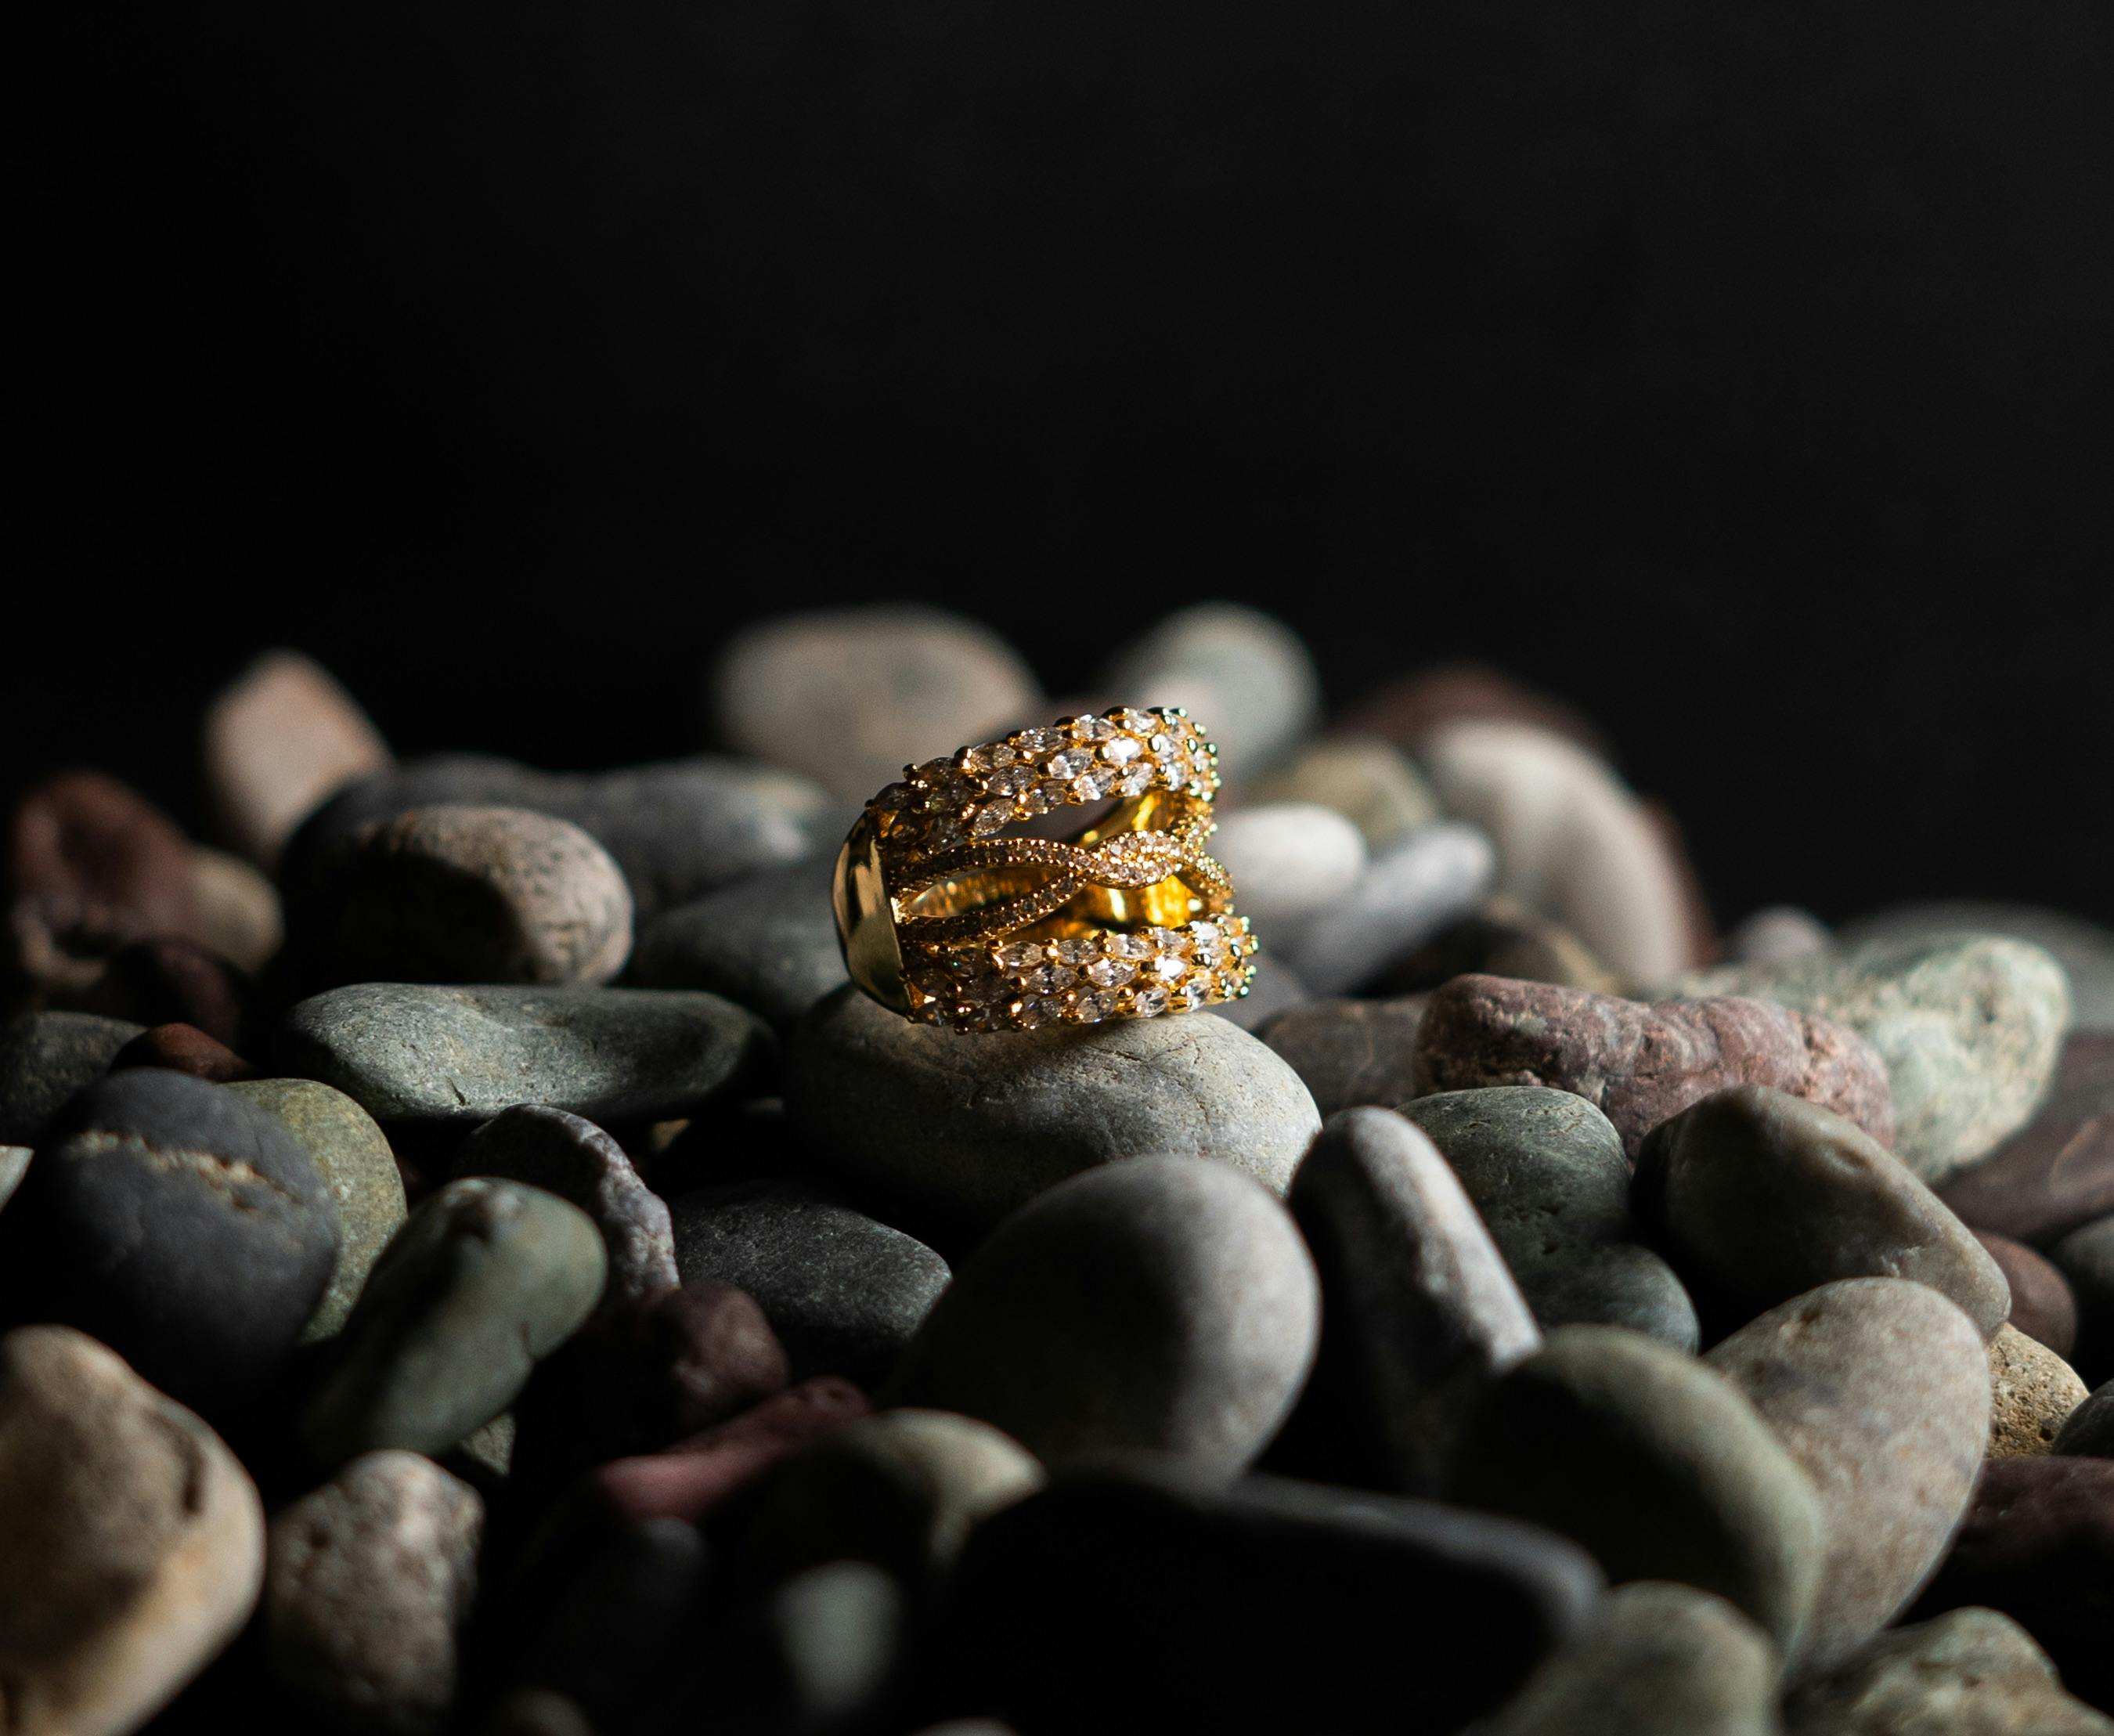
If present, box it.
[1045,749,1093,778]
[1015,727,1062,756]
[1051,937,1099,965]
[1131,986,1171,1017]
[1023,994,1069,1025]
[1145,927,1189,953]
[1150,954,1189,981]
[1147,732,1174,756]
[1068,991,1116,1023]
[1101,736,1142,765]
[1180,980,1214,1007]
[1114,766,1153,796]
[1070,714,1116,742]
[926,816,966,847]
[970,805,1013,836]
[912,756,954,785]
[1113,707,1155,733]
[1071,767,1116,801]
[1034,781,1072,811]
[1105,932,1153,959]
[1084,958,1137,987]
[987,767,1031,796]
[995,940,1047,970]
[1023,964,1077,993]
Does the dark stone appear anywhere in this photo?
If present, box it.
[2052,1211,2114,1383]
[0,1010,140,1144]
[628,858,847,1030]
[1940,1034,2114,1246]
[670,1179,948,1388]
[1414,973,1896,1159]
[67,937,253,1049]
[1210,956,1310,1033]
[1258,995,1426,1115]
[1373,897,1622,998]
[1341,665,1611,760]
[2055,1378,2114,1458]
[5,1068,337,1416]
[110,1023,257,1083]
[952,1459,1603,1735]
[1980,1230,2080,1358]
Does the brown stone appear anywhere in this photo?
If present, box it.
[1340,663,1611,758]
[1979,1231,2080,1358]
[67,937,252,1048]
[1413,974,1896,1160]
[186,846,283,975]
[1259,995,1428,1115]
[1988,1323,2090,1459]
[1940,1034,2114,1246]
[109,1022,257,1083]
[1373,897,1622,998]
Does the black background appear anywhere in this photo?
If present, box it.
[14,0,2113,933]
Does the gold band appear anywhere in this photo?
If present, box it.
[832,706,1257,1031]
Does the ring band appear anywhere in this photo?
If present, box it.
[832,706,1257,1032]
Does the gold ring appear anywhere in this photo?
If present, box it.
[832,706,1257,1032]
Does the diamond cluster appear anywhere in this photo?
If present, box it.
[905,917,1259,1031]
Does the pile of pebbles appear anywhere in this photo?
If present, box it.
[3,608,2112,1736]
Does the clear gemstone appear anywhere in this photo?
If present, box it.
[1015,727,1061,756]
[987,766,1031,796]
[1070,714,1116,742]
[996,940,1047,970]
[1147,733,1174,756]
[1106,932,1152,959]
[1084,958,1136,987]
[1132,986,1171,1016]
[970,805,1013,836]
[1145,927,1189,953]
[927,815,966,847]
[1051,937,1098,965]
[1023,965,1077,993]
[1114,766,1153,796]
[1102,736,1142,765]
[1151,954,1189,981]
[1045,749,1093,778]
[1024,994,1068,1024]
[1113,707,1155,733]
[1035,781,1072,811]
[1071,767,1116,801]
[1181,979,1214,1007]
[912,756,954,785]
[1068,991,1116,1023]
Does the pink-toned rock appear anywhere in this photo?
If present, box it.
[204,649,391,868]
[1413,973,1896,1159]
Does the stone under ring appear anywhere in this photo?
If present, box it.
[832,706,1258,1032]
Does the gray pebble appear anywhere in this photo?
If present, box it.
[627,857,846,1029]
[1636,1085,2011,1339]
[1728,906,1832,965]
[1455,1325,1825,1656]
[1674,937,2074,1185]
[0,1144,28,1212]
[278,983,772,1127]
[1705,1279,1993,1671]
[1404,1088,1699,1350]
[1210,956,1311,1033]
[1842,901,2114,1035]
[1208,803,1367,936]
[2054,1377,2114,1457]
[303,1178,607,1466]
[1784,1606,2114,1735]
[1288,1106,1541,1492]
[1280,821,1495,994]
[0,1011,140,1145]
[455,1106,677,1305]
[229,1077,409,1344]
[785,987,1319,1247]
[1469,1582,1782,1736]
[1102,602,1320,779]
[1243,735,1441,848]
[670,1178,950,1387]
[882,1157,1319,1478]
[1260,994,1426,1114]
[265,1450,482,1736]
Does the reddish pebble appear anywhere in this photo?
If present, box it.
[1978,1230,2080,1359]
[109,1023,257,1084]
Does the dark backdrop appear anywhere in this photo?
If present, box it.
[14,0,2114,931]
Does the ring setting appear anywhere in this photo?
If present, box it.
[832,706,1257,1032]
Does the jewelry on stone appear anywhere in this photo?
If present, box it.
[832,706,1258,1031]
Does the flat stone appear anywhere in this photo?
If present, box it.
[1420,718,1698,982]
[1243,735,1441,848]
[741,1409,1044,1586]
[627,857,847,1029]
[1786,1607,2114,1736]
[265,1450,482,1736]
[1404,1087,1698,1349]
[1456,1325,1825,1655]
[882,1157,1319,1478]
[303,1178,607,1465]
[1282,1107,1540,1493]
[2051,1211,2114,1383]
[110,1021,256,1081]
[785,987,1319,1247]
[0,1010,140,1144]
[1636,1085,2011,1337]
[1727,905,1832,965]
[1941,1034,2114,1244]
[1259,994,1426,1115]
[1842,901,2114,1034]
[1279,821,1495,994]
[282,753,833,924]
[1102,601,1320,779]
[954,1459,1603,1734]
[1705,1278,1992,1671]
[1978,1230,2079,1356]
[1988,1323,2088,1458]
[13,1069,338,1414]
[1676,937,2073,1185]
[203,648,392,868]
[1376,896,1623,997]
[0,1325,264,1736]
[303,805,634,987]
[456,1105,677,1305]
[713,605,1041,802]
[1207,802,1368,935]
[670,1179,948,1388]
[1415,975,1896,1160]
[277,983,773,1126]
[1470,1582,1781,1736]
[2054,1377,2114,1456]
[229,1077,409,1344]
[1907,1456,2114,1713]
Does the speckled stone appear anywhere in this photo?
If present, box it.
[229,1077,409,1344]
[1941,1034,2114,1245]
[1259,995,1427,1116]
[1207,803,1368,935]
[0,1010,140,1144]
[303,1178,607,1465]
[455,1106,677,1305]
[1636,1086,2010,1338]
[1469,1582,1781,1736]
[1456,1326,1824,1655]
[1415,975,1896,1160]
[1675,937,2073,1185]
[671,1179,948,1387]
[1705,1279,1992,1671]
[308,805,634,987]
[1987,1323,2088,1458]
[1786,1607,2114,1736]
[627,857,846,1029]
[1842,902,2114,1035]
[1243,736,1441,849]
[1404,1088,1697,1349]
[2054,1377,2114,1457]
[1102,602,1320,779]
[882,1158,1319,1478]
[741,1409,1044,1586]
[265,1451,482,1736]
[2052,1211,2114,1382]
[278,983,772,1127]
[0,1326,265,1736]
[1279,821,1495,995]
[1978,1231,2079,1357]
[785,987,1319,1247]
[1285,1107,1540,1494]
